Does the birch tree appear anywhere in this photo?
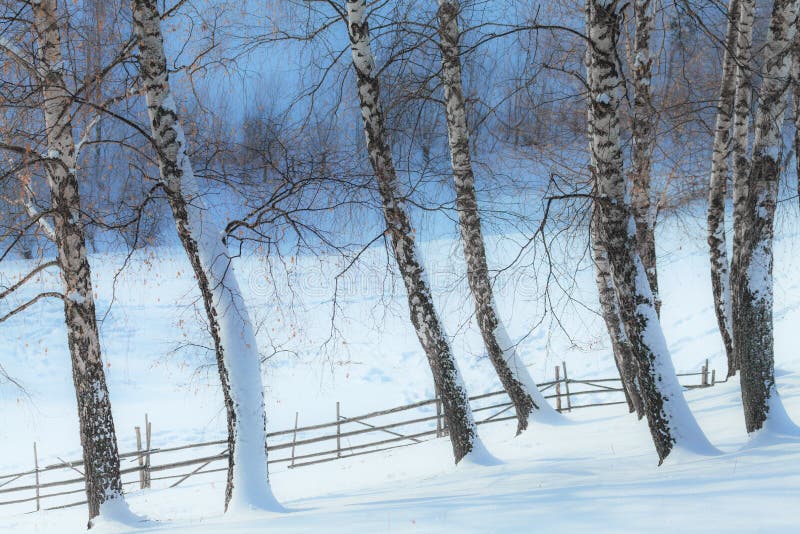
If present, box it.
[33,0,124,523]
[345,0,485,463]
[629,0,659,314]
[131,0,280,511]
[586,27,645,419]
[731,0,756,211]
[792,25,800,205]
[590,213,644,417]
[728,0,756,377]
[586,0,713,462]
[732,0,799,434]
[707,0,741,377]
[586,15,640,418]
[435,0,558,433]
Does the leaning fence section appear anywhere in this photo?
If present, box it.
[0,360,717,514]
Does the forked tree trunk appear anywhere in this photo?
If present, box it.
[586,0,712,462]
[732,0,799,434]
[707,0,740,377]
[346,0,481,462]
[436,0,558,433]
[131,0,278,511]
[32,0,123,523]
[630,0,659,314]
[586,34,644,418]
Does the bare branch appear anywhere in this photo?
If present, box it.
[0,292,64,324]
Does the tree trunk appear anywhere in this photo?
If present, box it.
[792,24,800,208]
[708,0,741,377]
[586,26,644,419]
[435,0,558,433]
[131,0,279,511]
[586,0,712,462]
[345,0,481,462]
[590,209,644,417]
[32,0,123,523]
[729,0,757,375]
[731,0,756,206]
[630,0,659,314]
[732,0,799,434]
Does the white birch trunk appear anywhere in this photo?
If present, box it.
[586,0,714,462]
[732,0,756,208]
[345,0,490,463]
[586,26,644,418]
[729,0,756,376]
[732,0,799,434]
[436,0,559,432]
[591,211,644,417]
[792,25,800,207]
[708,0,741,376]
[32,0,124,523]
[131,0,280,511]
[630,0,659,314]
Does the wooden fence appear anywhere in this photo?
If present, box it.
[0,361,717,514]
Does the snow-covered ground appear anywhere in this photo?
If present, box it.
[1,215,800,532]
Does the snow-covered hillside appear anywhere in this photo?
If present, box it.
[1,216,800,532]
[3,375,800,533]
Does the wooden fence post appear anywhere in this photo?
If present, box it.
[0,367,737,511]
[33,442,40,512]
[435,396,442,437]
[145,414,152,488]
[291,412,299,467]
[555,366,562,412]
[135,426,145,489]
[336,401,341,458]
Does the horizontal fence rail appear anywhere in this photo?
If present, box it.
[0,360,717,514]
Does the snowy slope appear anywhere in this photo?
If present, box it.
[1,215,800,531]
[2,376,800,533]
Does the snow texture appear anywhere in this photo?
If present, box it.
[3,219,800,531]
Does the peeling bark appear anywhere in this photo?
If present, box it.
[131,0,277,510]
[586,0,712,462]
[732,0,798,434]
[346,0,480,462]
[32,0,123,523]
[708,0,741,377]
[435,0,558,433]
